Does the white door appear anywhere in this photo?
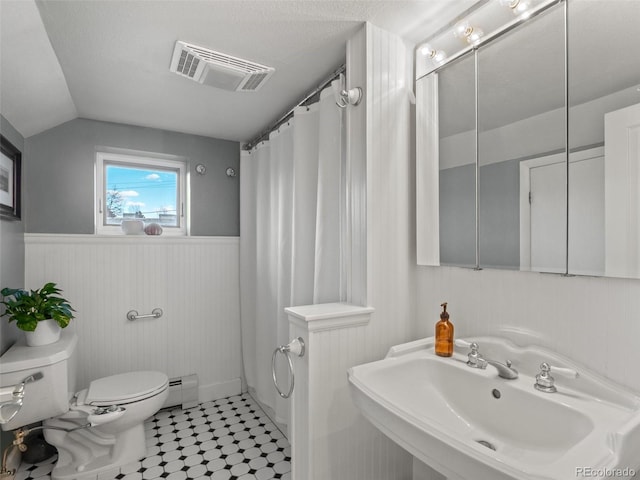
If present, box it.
[568,149,604,276]
[604,102,640,278]
[530,161,566,273]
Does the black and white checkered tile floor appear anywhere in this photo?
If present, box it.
[16,393,291,480]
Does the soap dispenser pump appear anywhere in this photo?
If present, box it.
[435,302,454,357]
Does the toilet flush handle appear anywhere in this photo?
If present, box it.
[87,406,126,426]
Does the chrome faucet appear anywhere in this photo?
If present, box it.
[456,340,518,379]
[485,359,518,380]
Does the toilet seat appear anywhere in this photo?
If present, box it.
[81,371,169,407]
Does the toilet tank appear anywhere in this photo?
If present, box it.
[0,329,78,430]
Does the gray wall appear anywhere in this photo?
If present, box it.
[440,159,521,269]
[479,159,520,269]
[439,163,476,267]
[25,118,240,236]
[0,115,24,355]
[0,115,24,450]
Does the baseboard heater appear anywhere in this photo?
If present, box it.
[161,374,199,410]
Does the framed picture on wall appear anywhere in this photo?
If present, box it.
[0,135,21,221]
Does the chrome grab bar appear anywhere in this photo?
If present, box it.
[127,308,163,321]
[271,337,305,399]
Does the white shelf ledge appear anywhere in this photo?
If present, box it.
[286,303,374,332]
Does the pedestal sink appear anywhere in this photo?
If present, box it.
[347,336,640,480]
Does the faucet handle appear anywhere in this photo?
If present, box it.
[535,363,556,393]
[535,362,578,393]
[455,339,472,349]
[455,340,487,369]
[546,364,578,378]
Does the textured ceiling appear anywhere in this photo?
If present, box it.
[0,0,476,142]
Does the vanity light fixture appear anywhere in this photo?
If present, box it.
[416,0,560,79]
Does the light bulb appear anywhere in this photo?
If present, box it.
[433,50,447,63]
[466,26,484,45]
[420,43,447,64]
[453,20,483,45]
[499,0,532,17]
[453,21,473,40]
[499,0,519,8]
[420,43,435,57]
[514,0,532,17]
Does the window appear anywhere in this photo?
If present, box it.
[96,151,188,235]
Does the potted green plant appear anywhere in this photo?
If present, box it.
[0,282,75,346]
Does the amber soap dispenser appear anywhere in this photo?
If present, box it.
[435,302,454,357]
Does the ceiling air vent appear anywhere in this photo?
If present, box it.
[169,41,275,92]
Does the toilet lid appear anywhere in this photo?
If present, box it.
[85,371,168,406]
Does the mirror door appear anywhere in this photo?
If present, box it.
[477,4,566,272]
[567,0,640,278]
[438,53,477,268]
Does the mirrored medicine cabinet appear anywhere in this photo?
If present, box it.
[416,0,640,279]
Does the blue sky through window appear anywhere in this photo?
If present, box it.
[105,164,178,223]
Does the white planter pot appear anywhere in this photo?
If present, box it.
[25,319,61,346]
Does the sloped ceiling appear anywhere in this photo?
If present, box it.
[0,0,77,139]
[0,0,476,142]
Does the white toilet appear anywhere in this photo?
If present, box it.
[0,330,169,480]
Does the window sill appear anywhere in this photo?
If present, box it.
[24,233,239,245]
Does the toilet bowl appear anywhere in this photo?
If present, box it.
[0,331,170,480]
[44,371,169,480]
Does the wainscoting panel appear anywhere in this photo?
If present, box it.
[25,234,242,401]
[287,304,412,480]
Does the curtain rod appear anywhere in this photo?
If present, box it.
[243,64,346,151]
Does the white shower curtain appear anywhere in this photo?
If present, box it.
[239,86,345,427]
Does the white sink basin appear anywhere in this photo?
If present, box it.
[348,336,640,480]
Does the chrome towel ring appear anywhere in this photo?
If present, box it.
[271,337,305,399]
